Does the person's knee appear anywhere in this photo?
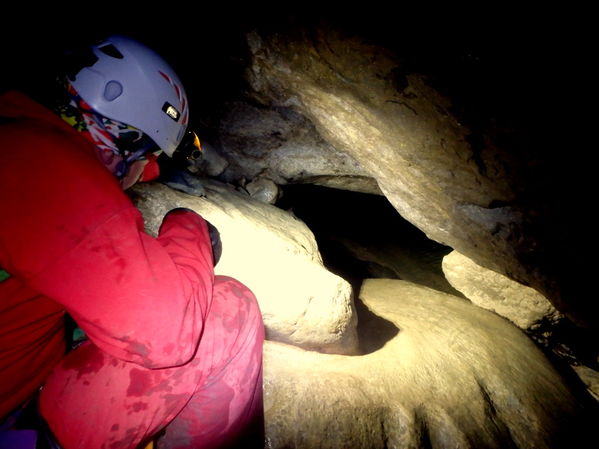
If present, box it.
[215,275,262,313]
[236,280,264,341]
[214,275,264,345]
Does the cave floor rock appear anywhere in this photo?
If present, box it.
[263,279,596,449]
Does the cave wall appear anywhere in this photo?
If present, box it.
[199,18,592,330]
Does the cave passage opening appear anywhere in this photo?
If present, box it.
[276,182,463,335]
[275,183,457,294]
[273,183,599,380]
[275,183,462,353]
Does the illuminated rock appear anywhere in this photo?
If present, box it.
[244,176,280,204]
[573,365,599,401]
[442,250,561,330]
[263,279,595,448]
[236,25,592,328]
[218,101,379,195]
[129,181,358,355]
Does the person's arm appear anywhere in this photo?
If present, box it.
[35,206,215,368]
[0,118,214,368]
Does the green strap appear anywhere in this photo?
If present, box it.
[0,269,10,282]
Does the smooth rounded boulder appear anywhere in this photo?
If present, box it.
[263,279,596,448]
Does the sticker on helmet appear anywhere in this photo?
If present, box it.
[162,102,180,121]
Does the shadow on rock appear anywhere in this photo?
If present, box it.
[354,294,399,355]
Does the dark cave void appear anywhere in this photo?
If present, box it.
[275,183,453,292]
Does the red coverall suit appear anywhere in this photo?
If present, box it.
[0,90,265,449]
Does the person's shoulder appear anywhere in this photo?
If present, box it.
[0,110,84,161]
[0,90,129,200]
[0,90,73,143]
[0,93,86,156]
[1,104,121,194]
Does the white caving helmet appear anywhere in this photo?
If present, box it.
[68,34,190,157]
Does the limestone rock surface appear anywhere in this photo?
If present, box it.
[238,24,593,328]
[263,279,595,449]
[245,177,280,204]
[573,365,599,401]
[332,236,461,296]
[442,250,561,330]
[218,101,381,195]
[129,181,358,355]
